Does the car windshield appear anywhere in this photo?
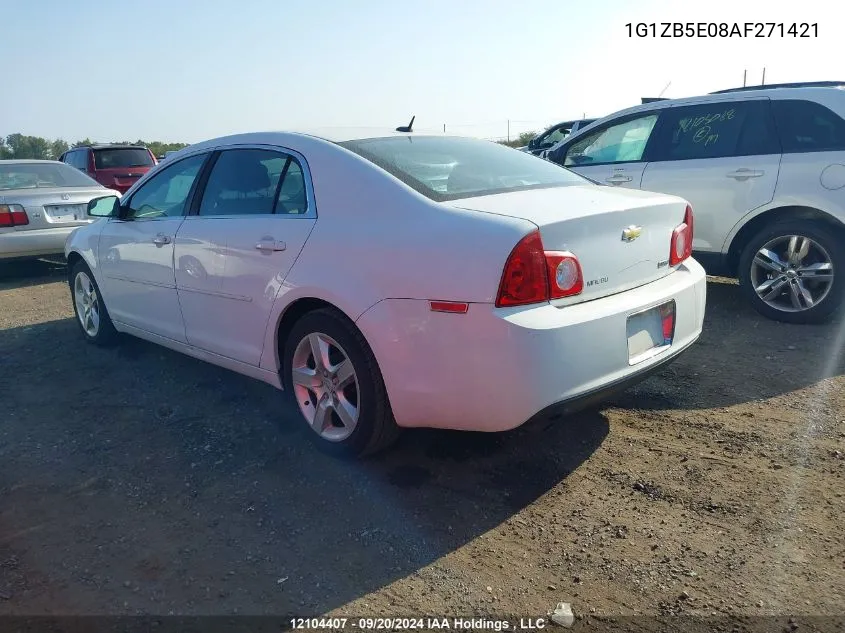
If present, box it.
[0,162,100,190]
[339,136,587,201]
[93,148,154,169]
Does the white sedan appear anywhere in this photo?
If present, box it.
[65,129,706,456]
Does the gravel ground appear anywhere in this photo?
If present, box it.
[0,259,843,626]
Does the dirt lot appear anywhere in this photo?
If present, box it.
[0,259,843,626]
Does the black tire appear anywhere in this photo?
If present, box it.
[69,260,120,346]
[738,220,845,324]
[281,308,400,458]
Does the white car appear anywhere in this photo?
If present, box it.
[547,81,845,324]
[0,160,119,260]
[65,130,706,456]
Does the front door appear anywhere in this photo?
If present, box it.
[98,152,209,342]
[639,99,781,253]
[559,112,661,189]
[174,147,316,365]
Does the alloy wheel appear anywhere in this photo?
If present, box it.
[290,332,360,441]
[750,235,834,313]
[74,272,100,336]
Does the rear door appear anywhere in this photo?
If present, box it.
[174,146,316,366]
[639,99,781,254]
[555,111,662,189]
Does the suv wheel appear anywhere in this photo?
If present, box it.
[738,221,844,324]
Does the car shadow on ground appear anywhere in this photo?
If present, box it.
[0,316,608,615]
[0,258,67,290]
[611,278,845,411]
[1,274,843,615]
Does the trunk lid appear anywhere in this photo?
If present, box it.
[444,185,689,305]
[0,187,116,232]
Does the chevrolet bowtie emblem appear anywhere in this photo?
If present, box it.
[622,225,642,241]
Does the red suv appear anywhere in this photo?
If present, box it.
[59,145,157,193]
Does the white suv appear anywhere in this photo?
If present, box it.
[547,81,845,324]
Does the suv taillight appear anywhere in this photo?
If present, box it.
[0,204,28,227]
[496,230,583,307]
[669,205,694,266]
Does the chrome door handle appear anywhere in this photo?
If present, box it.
[152,234,171,246]
[727,169,764,180]
[606,175,632,185]
[255,240,286,252]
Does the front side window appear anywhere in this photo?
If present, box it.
[563,114,659,166]
[198,149,305,216]
[772,99,845,153]
[94,148,155,169]
[124,153,207,220]
[648,101,778,161]
[340,136,587,201]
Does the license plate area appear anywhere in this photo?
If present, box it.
[45,204,86,223]
[626,300,675,365]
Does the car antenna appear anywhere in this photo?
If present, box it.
[396,115,415,133]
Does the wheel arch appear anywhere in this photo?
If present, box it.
[65,250,86,283]
[725,206,845,277]
[272,296,364,383]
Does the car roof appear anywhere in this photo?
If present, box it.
[165,128,457,157]
[74,144,149,150]
[591,85,845,121]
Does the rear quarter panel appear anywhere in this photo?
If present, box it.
[259,142,536,370]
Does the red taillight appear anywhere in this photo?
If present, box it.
[495,230,583,307]
[0,204,28,227]
[669,204,694,266]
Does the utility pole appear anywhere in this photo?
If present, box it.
[762,67,766,85]
[743,69,747,87]
[507,119,510,143]
[443,124,446,133]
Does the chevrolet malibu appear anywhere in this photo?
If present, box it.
[65,130,706,457]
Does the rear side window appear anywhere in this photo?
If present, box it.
[93,148,154,169]
[648,101,779,162]
[198,149,307,216]
[772,99,845,153]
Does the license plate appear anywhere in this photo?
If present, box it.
[46,204,86,222]
[626,300,675,364]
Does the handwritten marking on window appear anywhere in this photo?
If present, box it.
[678,109,735,147]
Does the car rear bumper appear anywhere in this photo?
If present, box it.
[355,258,707,432]
[0,227,76,260]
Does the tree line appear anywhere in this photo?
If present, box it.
[0,133,189,161]
[497,131,538,148]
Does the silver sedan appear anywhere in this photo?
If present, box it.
[0,160,120,261]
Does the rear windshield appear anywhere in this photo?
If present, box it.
[339,136,586,201]
[0,162,100,190]
[93,148,154,169]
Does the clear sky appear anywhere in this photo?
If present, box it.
[3,0,838,143]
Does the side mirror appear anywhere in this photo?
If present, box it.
[87,195,119,218]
